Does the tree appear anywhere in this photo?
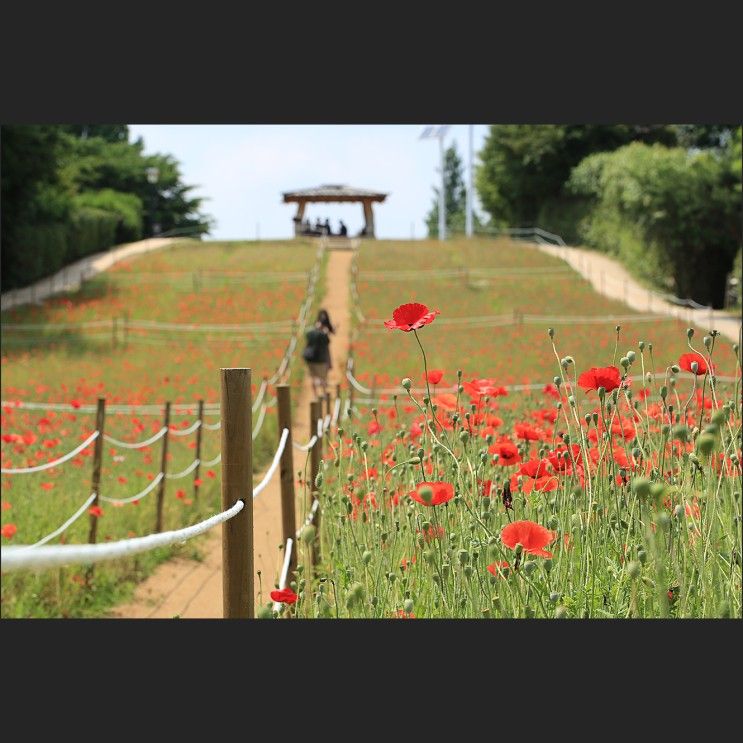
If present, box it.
[61,125,129,142]
[475,125,677,235]
[568,142,740,307]
[425,144,483,237]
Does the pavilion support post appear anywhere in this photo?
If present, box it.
[362,200,375,239]
[294,201,307,237]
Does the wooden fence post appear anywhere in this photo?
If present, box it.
[193,399,204,501]
[155,402,171,533]
[309,399,322,567]
[221,368,253,619]
[277,385,297,570]
[87,398,106,545]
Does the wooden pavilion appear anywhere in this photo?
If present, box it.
[282,184,388,238]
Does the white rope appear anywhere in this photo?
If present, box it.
[316,418,323,438]
[201,452,222,467]
[1,431,100,474]
[1,400,221,415]
[101,472,164,505]
[252,379,268,412]
[299,498,320,532]
[293,435,317,452]
[322,414,331,433]
[165,459,201,479]
[169,419,202,437]
[0,500,245,572]
[252,404,267,440]
[272,537,294,612]
[22,493,98,549]
[103,427,168,449]
[253,428,289,498]
[2,319,111,330]
[331,397,341,426]
[202,420,221,431]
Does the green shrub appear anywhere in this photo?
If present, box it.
[66,207,118,262]
[73,189,143,243]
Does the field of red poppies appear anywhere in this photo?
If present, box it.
[266,238,742,619]
[1,239,325,617]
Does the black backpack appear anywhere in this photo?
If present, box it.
[303,328,327,362]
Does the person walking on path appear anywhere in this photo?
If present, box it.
[302,309,336,398]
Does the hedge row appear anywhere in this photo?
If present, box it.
[1,207,119,292]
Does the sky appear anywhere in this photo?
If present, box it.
[127,125,491,240]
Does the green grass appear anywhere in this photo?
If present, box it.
[1,239,326,618]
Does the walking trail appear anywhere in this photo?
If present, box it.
[534,242,742,344]
[1,237,178,312]
[109,248,353,618]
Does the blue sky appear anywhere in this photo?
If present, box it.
[128,125,491,240]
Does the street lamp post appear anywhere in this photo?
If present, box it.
[146,166,160,236]
[419,125,450,241]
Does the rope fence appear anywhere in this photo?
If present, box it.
[1,431,100,474]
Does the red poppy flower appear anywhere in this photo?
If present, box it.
[194,478,203,487]
[270,587,298,604]
[176,489,186,500]
[41,482,55,491]
[514,422,543,441]
[70,399,82,409]
[1,523,17,539]
[207,470,216,479]
[384,303,440,332]
[367,420,382,435]
[392,610,415,619]
[501,520,556,558]
[489,441,521,466]
[543,383,560,400]
[426,369,444,385]
[678,352,711,376]
[88,506,104,518]
[409,481,454,507]
[480,479,493,497]
[487,561,510,577]
[577,366,622,393]
[463,378,508,400]
[1,502,11,511]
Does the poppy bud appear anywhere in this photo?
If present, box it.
[362,550,372,564]
[543,559,553,574]
[696,433,715,456]
[514,543,523,556]
[441,562,451,577]
[409,457,421,465]
[423,396,430,405]
[401,378,412,391]
[547,515,559,530]
[656,512,670,530]
[548,327,555,339]
[459,430,469,443]
[637,549,647,564]
[345,582,365,609]
[627,560,641,579]
[642,576,655,588]
[620,357,629,369]
[702,335,712,351]
[555,606,568,618]
[568,396,576,407]
[549,592,560,603]
[522,560,537,575]
[627,351,636,363]
[458,385,464,393]
[660,385,667,399]
[458,549,470,565]
[584,413,591,424]
[315,471,323,488]
[638,340,645,351]
[403,598,414,613]
[687,328,694,339]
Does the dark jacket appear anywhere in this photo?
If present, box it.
[303,327,330,365]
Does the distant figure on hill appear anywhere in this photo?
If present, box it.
[324,218,332,236]
[302,309,336,398]
[339,220,348,237]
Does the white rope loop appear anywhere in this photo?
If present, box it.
[103,427,168,450]
[293,435,317,452]
[165,459,201,480]
[331,397,341,426]
[1,431,100,474]
[253,428,289,498]
[101,472,164,505]
[252,404,268,441]
[202,420,221,431]
[0,500,245,572]
[200,452,222,467]
[169,419,202,437]
[22,493,98,549]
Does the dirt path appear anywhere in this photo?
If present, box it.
[108,247,353,618]
[534,242,742,343]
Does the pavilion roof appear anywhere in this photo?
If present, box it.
[282,184,388,203]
